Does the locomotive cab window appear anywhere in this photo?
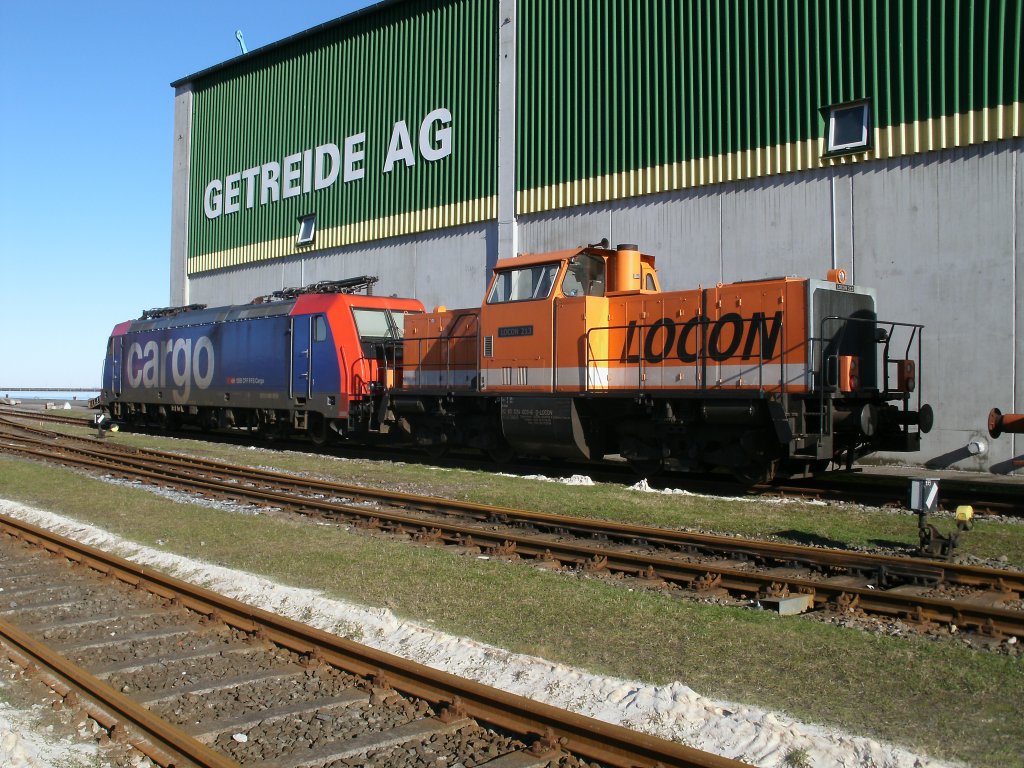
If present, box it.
[561,254,605,297]
[313,315,327,342]
[352,308,394,340]
[351,307,416,340]
[487,263,560,304]
[389,310,421,338]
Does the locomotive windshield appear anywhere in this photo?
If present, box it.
[351,308,418,340]
[487,263,559,303]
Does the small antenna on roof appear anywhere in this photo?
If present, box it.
[235,30,248,54]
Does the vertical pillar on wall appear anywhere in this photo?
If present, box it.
[497,0,518,259]
[170,84,193,306]
[831,171,855,280]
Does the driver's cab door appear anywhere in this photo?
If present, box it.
[479,258,562,392]
[554,253,608,391]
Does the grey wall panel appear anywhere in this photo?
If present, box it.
[188,223,495,313]
[718,175,834,284]
[170,86,193,306]
[518,190,727,291]
[854,144,1020,471]
[609,192,724,291]
[1010,147,1024,470]
[516,208,613,256]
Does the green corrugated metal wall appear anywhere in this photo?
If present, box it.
[188,0,495,274]
[185,0,1023,272]
[516,0,1023,213]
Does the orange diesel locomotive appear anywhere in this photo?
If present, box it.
[395,243,931,481]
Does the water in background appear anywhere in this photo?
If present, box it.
[1,392,100,404]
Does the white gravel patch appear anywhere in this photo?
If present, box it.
[496,472,829,506]
[0,498,956,768]
[0,698,105,767]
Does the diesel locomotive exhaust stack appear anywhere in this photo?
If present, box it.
[609,243,642,293]
[988,407,1024,439]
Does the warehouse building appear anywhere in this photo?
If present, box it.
[170,0,1023,472]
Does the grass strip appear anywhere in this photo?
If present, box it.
[0,454,1022,767]
[66,426,1024,567]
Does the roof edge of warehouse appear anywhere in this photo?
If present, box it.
[169,0,408,89]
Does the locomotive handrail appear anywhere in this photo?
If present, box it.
[404,321,481,391]
[813,315,926,440]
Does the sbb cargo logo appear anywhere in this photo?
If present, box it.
[125,336,215,404]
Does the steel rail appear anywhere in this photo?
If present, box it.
[2,410,1020,516]
[4,423,1023,596]
[0,617,240,768]
[0,512,746,768]
[2,436,1022,638]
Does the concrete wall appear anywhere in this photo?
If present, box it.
[186,222,497,315]
[169,85,192,306]
[518,140,1023,473]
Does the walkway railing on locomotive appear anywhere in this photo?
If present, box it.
[582,314,789,393]
[813,316,924,397]
[812,315,926,438]
[403,330,482,389]
[355,343,393,396]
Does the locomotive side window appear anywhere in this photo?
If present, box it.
[561,254,605,297]
[352,308,421,340]
[352,308,393,340]
[389,310,420,338]
[487,263,560,304]
[313,315,327,342]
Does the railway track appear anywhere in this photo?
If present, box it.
[1,406,1019,516]
[1,418,1022,642]
[0,513,743,768]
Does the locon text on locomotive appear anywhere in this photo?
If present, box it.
[203,107,453,219]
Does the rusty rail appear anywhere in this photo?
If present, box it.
[0,616,240,768]
[1,422,1022,639]
[0,512,745,768]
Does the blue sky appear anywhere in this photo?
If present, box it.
[0,1,373,391]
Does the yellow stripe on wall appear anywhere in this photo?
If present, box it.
[189,101,1021,275]
[188,195,497,275]
[517,102,1024,215]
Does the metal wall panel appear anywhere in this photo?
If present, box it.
[853,143,1019,470]
[187,223,495,314]
[1014,147,1023,466]
[516,0,1023,215]
[186,0,496,275]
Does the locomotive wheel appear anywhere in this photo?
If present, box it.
[308,414,331,447]
[423,442,449,459]
[732,459,778,486]
[486,442,516,464]
[627,457,664,479]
